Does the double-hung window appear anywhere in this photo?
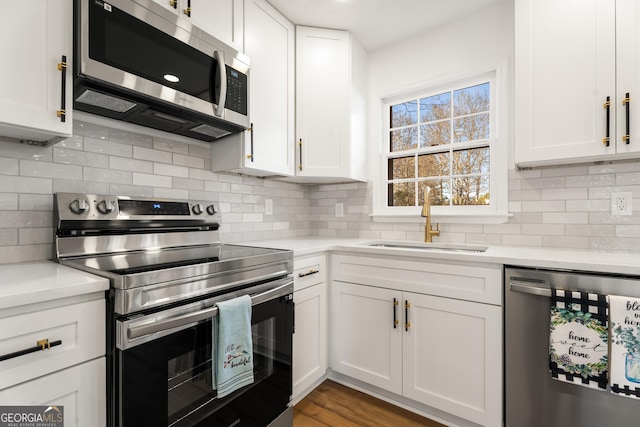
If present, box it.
[377,71,508,222]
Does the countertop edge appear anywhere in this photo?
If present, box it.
[241,238,640,276]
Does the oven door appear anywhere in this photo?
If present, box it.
[114,279,293,427]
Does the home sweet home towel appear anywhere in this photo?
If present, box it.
[549,289,608,389]
[610,295,640,399]
[214,294,254,398]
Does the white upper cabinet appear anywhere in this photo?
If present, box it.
[515,0,640,166]
[211,0,295,176]
[295,27,368,183]
[151,0,243,51]
[0,1,73,146]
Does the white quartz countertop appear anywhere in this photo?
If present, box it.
[0,261,109,310]
[241,237,640,276]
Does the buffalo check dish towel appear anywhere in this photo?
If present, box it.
[549,289,609,390]
[213,294,254,398]
[610,295,640,399]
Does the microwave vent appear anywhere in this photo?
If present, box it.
[190,124,231,138]
[76,89,137,113]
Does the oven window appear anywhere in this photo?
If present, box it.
[167,319,276,425]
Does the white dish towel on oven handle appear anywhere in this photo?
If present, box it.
[213,294,254,398]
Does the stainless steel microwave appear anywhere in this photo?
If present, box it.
[73,0,250,142]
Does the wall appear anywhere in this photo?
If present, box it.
[0,120,312,264]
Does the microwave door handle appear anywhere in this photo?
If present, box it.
[126,280,292,340]
[213,50,227,117]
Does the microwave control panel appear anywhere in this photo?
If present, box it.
[225,65,248,116]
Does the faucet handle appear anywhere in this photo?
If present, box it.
[421,187,431,217]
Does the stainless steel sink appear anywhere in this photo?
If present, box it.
[363,241,488,253]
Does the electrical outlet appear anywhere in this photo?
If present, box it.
[265,199,273,215]
[611,192,633,216]
[335,203,344,218]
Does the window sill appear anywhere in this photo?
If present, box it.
[370,212,512,224]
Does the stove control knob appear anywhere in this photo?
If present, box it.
[97,200,115,214]
[206,204,217,215]
[192,204,203,215]
[69,198,89,215]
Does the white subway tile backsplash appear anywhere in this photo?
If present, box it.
[0,157,18,175]
[154,163,189,178]
[110,156,153,173]
[5,118,640,263]
[54,148,109,168]
[20,160,82,180]
[542,212,589,224]
[84,137,133,157]
[134,146,172,164]
[133,172,171,188]
[0,176,52,194]
[0,194,18,210]
[85,167,132,184]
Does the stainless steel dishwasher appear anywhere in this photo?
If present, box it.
[505,266,640,427]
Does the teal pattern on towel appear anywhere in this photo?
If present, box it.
[214,294,254,398]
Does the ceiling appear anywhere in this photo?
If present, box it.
[265,0,506,52]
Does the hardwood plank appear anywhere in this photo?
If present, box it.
[293,380,446,427]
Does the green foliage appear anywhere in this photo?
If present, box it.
[612,323,640,355]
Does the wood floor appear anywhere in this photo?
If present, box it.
[293,380,446,427]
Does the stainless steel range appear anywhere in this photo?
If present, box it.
[53,192,294,427]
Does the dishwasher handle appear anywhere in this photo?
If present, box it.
[509,279,552,297]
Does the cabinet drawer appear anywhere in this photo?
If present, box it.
[332,254,502,305]
[0,357,106,427]
[294,255,326,291]
[0,298,105,389]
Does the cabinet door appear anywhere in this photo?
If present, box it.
[403,293,502,427]
[244,0,295,175]
[0,358,106,427]
[330,281,402,394]
[153,0,243,51]
[190,0,243,51]
[515,0,616,166]
[0,0,72,143]
[292,282,327,400]
[296,27,351,178]
[616,0,640,155]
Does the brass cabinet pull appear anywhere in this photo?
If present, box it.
[0,339,62,362]
[603,96,611,146]
[405,300,411,331]
[56,55,67,123]
[183,0,191,17]
[169,0,177,8]
[623,93,631,145]
[247,123,254,162]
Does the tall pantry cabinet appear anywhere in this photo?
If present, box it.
[515,0,640,166]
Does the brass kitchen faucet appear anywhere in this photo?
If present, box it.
[421,187,440,243]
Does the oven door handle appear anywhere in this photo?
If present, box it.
[126,280,292,340]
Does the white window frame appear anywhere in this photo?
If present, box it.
[371,61,511,224]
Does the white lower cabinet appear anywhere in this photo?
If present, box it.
[292,255,327,401]
[330,254,502,427]
[0,358,106,427]
[0,294,106,427]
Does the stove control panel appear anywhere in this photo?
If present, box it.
[54,193,221,222]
